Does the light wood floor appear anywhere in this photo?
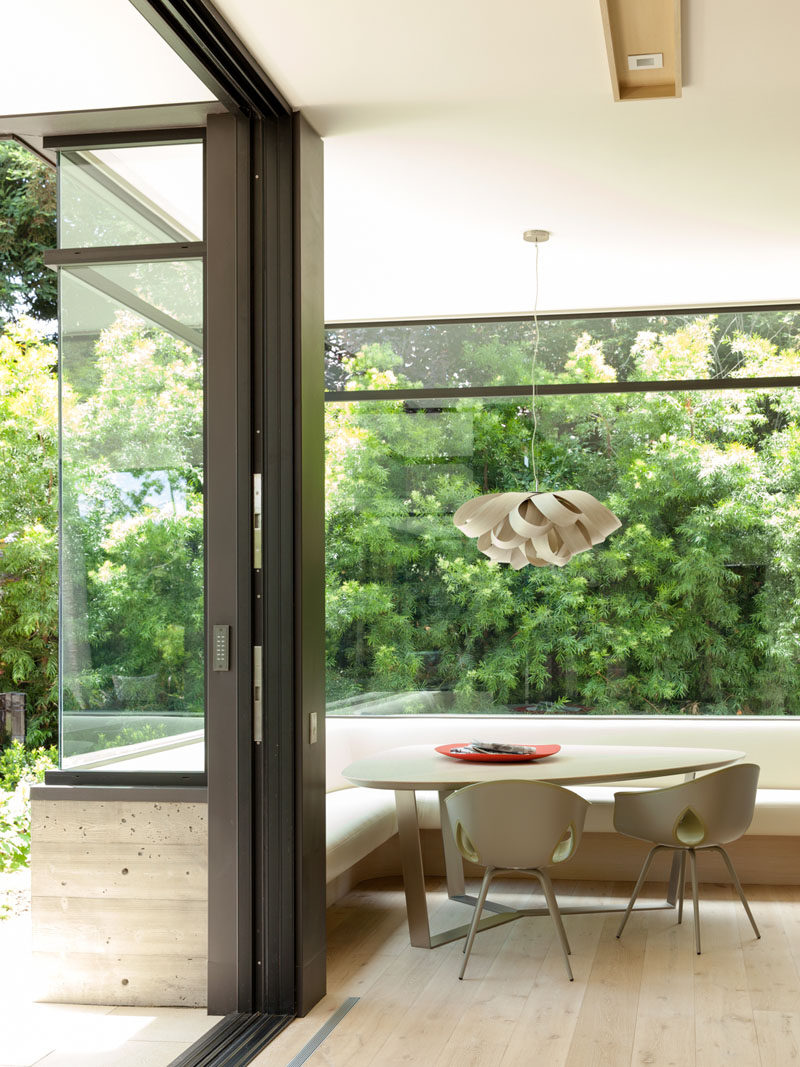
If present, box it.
[253,876,800,1067]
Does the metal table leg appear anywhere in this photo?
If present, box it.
[439,791,465,898]
[395,789,519,948]
[395,790,432,947]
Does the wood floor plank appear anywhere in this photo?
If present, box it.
[563,892,647,1067]
[320,878,539,1067]
[320,879,526,1062]
[692,883,761,1067]
[311,884,476,1067]
[252,876,800,1067]
[752,1009,800,1067]
[630,902,696,1067]
[427,880,558,1067]
[311,946,456,1065]
[379,936,510,1066]
[498,881,612,1067]
[737,887,799,1014]
[250,994,352,1066]
[771,883,800,984]
[253,883,417,1066]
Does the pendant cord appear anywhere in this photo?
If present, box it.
[531,241,540,493]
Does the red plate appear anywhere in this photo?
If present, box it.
[435,743,561,763]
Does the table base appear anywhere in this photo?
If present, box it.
[397,787,686,950]
[427,893,678,948]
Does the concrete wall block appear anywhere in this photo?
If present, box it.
[31,795,209,1007]
[32,897,207,957]
[32,951,207,1007]
[32,801,207,844]
[31,842,207,900]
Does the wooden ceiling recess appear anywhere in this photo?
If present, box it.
[599,0,682,101]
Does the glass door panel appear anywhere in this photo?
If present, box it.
[59,261,204,770]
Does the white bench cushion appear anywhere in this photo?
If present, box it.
[326,786,397,882]
[325,788,443,883]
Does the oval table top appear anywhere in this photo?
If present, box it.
[342,743,746,791]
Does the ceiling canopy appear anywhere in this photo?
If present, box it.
[213,0,800,321]
[3,1,799,322]
[0,0,215,114]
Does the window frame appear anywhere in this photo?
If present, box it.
[44,125,208,787]
[323,303,800,721]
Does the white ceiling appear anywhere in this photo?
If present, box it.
[215,0,800,321]
[3,2,798,323]
[0,0,215,114]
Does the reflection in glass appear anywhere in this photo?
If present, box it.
[326,312,800,391]
[59,265,204,767]
[326,382,800,717]
[63,259,202,352]
[59,143,203,248]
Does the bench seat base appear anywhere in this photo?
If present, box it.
[326,785,800,904]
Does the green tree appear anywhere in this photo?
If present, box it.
[0,142,56,323]
[0,323,58,740]
[60,311,204,720]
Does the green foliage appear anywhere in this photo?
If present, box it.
[60,311,204,725]
[326,316,800,715]
[0,741,57,791]
[0,147,205,760]
[0,324,58,739]
[95,722,169,749]
[0,309,203,749]
[0,788,29,873]
[326,311,800,391]
[0,142,56,323]
[0,742,56,876]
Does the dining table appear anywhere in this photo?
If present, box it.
[342,742,746,948]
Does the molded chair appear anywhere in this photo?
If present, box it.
[613,763,761,953]
[445,779,589,980]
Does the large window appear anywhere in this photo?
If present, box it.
[325,311,800,716]
[55,140,205,769]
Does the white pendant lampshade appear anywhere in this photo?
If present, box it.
[453,489,621,570]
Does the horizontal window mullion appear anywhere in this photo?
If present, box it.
[325,374,800,403]
[44,128,205,152]
[45,241,205,268]
[325,299,800,331]
[43,770,207,789]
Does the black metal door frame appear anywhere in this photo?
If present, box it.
[164,3,326,1020]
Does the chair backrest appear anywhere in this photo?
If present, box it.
[613,763,760,847]
[445,779,590,870]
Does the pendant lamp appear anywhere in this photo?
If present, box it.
[454,230,621,569]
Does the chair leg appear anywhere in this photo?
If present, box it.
[687,848,701,955]
[535,869,573,981]
[459,866,495,980]
[710,845,760,940]
[677,850,686,925]
[617,845,665,940]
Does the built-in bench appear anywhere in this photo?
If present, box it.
[325,714,800,903]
